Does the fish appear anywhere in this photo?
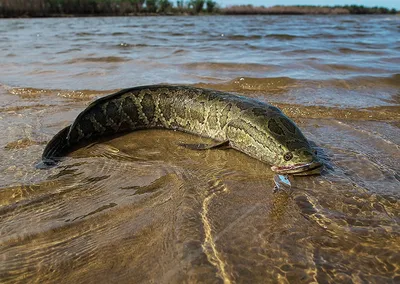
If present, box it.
[41,85,322,175]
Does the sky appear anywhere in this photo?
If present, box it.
[217,0,400,9]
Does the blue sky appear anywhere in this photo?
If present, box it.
[217,0,400,9]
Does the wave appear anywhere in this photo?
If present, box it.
[276,104,400,121]
[338,47,384,55]
[212,74,400,90]
[75,32,97,36]
[66,56,130,63]
[264,33,300,40]
[172,49,188,54]
[3,73,399,102]
[282,48,336,55]
[115,43,151,49]
[194,76,296,94]
[56,48,82,54]
[75,32,131,37]
[181,62,279,72]
[225,34,263,40]
[4,86,111,101]
[309,62,387,73]
[111,32,131,36]
[344,74,400,88]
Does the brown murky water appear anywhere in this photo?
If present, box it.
[1,15,400,283]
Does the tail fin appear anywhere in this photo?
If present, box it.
[41,125,71,165]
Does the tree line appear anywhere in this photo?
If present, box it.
[222,5,398,15]
[0,0,219,17]
[0,1,397,17]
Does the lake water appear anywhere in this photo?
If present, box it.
[0,15,399,283]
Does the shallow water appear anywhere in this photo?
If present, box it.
[0,15,399,283]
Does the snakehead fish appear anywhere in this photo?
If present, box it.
[42,85,322,175]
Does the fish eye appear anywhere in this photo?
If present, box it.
[284,152,293,161]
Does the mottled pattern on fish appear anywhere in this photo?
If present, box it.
[42,85,320,173]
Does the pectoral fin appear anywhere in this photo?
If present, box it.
[179,140,231,150]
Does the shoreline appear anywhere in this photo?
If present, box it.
[1,13,399,19]
[0,5,398,18]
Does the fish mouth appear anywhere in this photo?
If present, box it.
[271,160,323,176]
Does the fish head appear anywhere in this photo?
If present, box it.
[270,147,323,176]
[258,112,323,176]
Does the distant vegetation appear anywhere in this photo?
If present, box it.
[222,5,398,15]
[0,0,397,17]
[0,0,220,16]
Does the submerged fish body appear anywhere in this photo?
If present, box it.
[42,85,322,175]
